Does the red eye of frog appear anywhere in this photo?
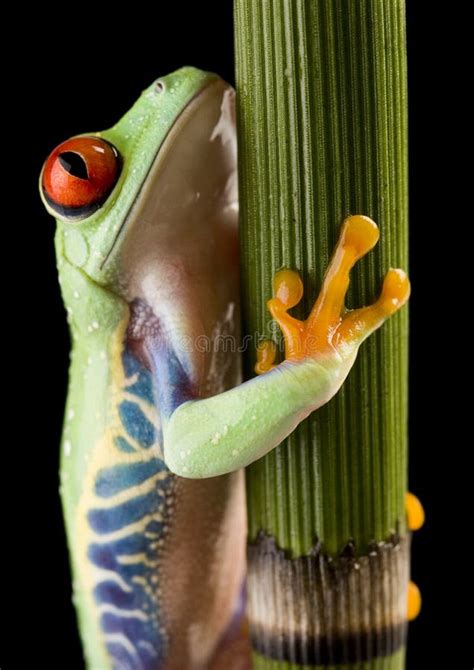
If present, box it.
[41,136,121,219]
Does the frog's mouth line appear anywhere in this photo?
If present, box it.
[100,78,233,270]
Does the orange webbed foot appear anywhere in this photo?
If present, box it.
[262,216,410,364]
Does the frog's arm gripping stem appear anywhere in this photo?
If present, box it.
[163,216,410,478]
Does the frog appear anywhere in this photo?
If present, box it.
[40,66,410,670]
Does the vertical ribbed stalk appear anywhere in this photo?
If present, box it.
[235,1,408,669]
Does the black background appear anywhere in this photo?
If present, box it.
[3,2,464,668]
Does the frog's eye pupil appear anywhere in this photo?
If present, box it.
[58,151,89,180]
[41,136,121,220]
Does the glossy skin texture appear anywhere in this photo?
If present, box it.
[41,67,410,669]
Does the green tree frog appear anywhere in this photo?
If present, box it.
[40,67,409,670]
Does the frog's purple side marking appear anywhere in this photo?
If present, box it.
[87,347,174,670]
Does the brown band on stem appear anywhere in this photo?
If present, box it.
[247,532,409,665]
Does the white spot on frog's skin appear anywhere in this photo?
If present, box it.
[63,440,72,456]
[100,351,106,360]
[67,409,75,420]
[211,432,221,445]
[73,291,80,299]
[232,450,238,457]
[223,425,229,435]
[91,321,100,330]
[87,356,93,366]
[251,415,257,421]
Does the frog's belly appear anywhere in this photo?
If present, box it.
[159,471,247,670]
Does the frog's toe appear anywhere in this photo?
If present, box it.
[335,268,410,348]
[405,491,425,531]
[339,214,380,260]
[407,580,421,621]
[272,269,304,309]
[255,340,277,374]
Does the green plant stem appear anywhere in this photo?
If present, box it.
[235,0,409,667]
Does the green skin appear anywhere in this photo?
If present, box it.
[41,67,403,669]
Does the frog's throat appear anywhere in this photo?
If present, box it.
[102,77,236,276]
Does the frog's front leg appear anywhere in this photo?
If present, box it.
[163,215,410,478]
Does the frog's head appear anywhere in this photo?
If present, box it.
[41,66,236,284]
[41,66,239,395]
